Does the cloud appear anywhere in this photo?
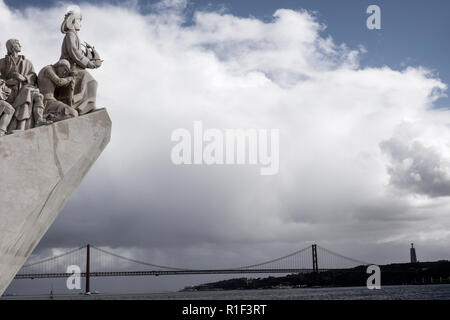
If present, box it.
[381,121,450,197]
[1,0,450,286]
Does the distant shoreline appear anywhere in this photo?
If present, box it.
[181,260,450,292]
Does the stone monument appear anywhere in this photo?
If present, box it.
[0,8,110,295]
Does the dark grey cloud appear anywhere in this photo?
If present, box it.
[381,135,450,198]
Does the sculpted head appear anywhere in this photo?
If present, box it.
[61,10,82,33]
[6,39,21,55]
[53,59,71,77]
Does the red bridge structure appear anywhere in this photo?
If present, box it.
[15,244,372,293]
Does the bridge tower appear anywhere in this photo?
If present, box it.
[312,244,318,273]
[86,244,91,294]
[410,243,417,263]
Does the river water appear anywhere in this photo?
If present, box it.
[2,284,450,300]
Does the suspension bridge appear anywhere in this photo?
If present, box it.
[14,244,372,293]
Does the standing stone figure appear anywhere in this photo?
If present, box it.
[58,10,101,115]
[38,60,78,122]
[0,39,51,131]
[0,79,14,137]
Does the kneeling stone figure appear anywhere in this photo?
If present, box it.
[38,59,78,122]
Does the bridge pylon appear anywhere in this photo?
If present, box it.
[86,244,91,294]
[312,244,318,273]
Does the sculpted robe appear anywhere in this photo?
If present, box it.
[0,55,43,130]
[0,55,36,102]
[0,80,14,133]
[0,80,11,101]
[59,30,97,115]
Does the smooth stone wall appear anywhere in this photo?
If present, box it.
[0,109,111,295]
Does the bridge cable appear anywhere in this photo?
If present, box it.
[21,246,86,268]
[90,245,190,271]
[232,245,311,270]
[316,245,373,266]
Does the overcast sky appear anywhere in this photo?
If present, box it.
[3,0,450,294]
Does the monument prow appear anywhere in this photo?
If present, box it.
[0,109,111,295]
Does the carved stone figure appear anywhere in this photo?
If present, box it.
[58,10,101,115]
[0,39,51,131]
[0,79,14,137]
[38,60,79,122]
[0,8,110,294]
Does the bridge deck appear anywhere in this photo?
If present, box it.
[15,268,346,279]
